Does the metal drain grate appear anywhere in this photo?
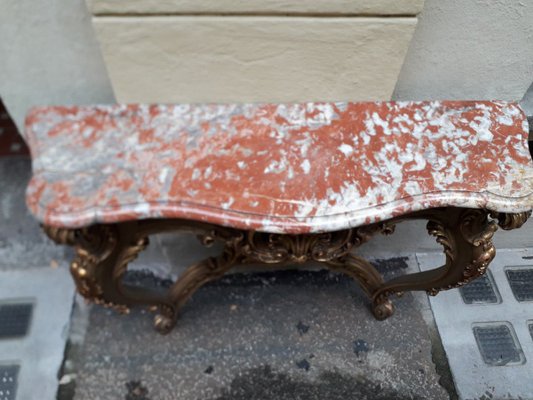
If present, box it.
[460,271,500,304]
[0,303,33,340]
[505,267,533,302]
[0,365,19,400]
[473,323,524,366]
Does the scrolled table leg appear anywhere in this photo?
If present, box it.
[368,208,501,315]
[44,222,160,314]
[326,254,395,319]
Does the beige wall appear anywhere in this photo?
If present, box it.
[88,0,423,104]
[94,16,417,104]
[87,0,425,16]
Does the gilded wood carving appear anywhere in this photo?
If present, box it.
[43,208,530,334]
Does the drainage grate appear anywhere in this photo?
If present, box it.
[505,267,533,302]
[0,303,33,339]
[0,365,19,400]
[460,271,500,304]
[473,323,524,366]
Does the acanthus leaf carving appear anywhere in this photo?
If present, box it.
[491,211,531,230]
[236,222,396,265]
[42,209,529,334]
[425,209,498,295]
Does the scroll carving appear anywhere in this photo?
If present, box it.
[239,222,396,265]
[424,209,498,295]
[491,211,531,230]
[41,209,529,334]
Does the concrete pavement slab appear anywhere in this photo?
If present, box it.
[69,262,450,400]
[419,248,533,400]
[0,266,75,400]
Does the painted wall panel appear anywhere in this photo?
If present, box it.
[88,0,425,16]
[93,16,417,103]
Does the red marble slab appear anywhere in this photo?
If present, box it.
[24,101,533,233]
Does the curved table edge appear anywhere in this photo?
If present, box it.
[27,187,533,234]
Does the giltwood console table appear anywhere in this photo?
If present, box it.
[23,101,533,334]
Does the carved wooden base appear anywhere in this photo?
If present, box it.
[43,207,530,334]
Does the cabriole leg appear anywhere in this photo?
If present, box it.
[368,209,530,318]
[326,254,394,319]
[152,232,244,334]
[44,221,246,335]
[43,223,154,313]
[42,209,530,333]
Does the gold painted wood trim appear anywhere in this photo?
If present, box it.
[43,207,529,334]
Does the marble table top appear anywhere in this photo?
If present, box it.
[24,101,533,233]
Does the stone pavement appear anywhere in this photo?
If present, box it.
[64,267,451,400]
[1,157,454,400]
